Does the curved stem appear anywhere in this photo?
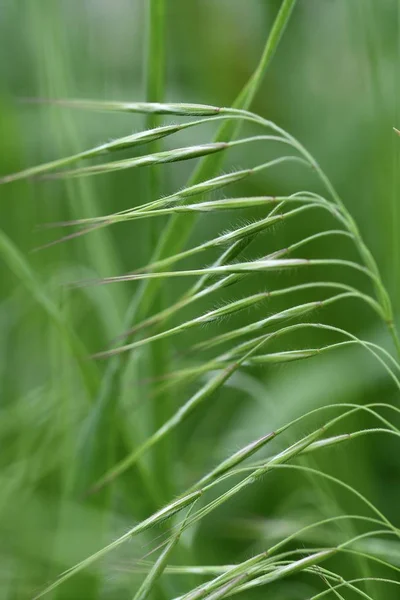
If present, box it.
[225,107,400,356]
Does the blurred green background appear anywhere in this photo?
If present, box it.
[1,1,400,598]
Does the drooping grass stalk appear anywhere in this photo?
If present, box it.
[170,553,386,600]
[41,98,395,355]
[14,97,398,357]
[124,556,400,600]
[218,550,337,597]
[14,98,390,360]
[0,112,288,184]
[79,203,327,280]
[121,521,400,577]
[114,537,400,576]
[38,142,231,179]
[35,193,332,254]
[147,521,400,589]
[38,170,320,249]
[167,552,347,596]
[0,122,200,183]
[236,515,399,572]
[198,322,400,392]
[18,97,396,353]
[32,134,305,183]
[138,525,400,587]
[79,257,378,286]
[185,401,400,494]
[298,427,400,453]
[189,463,400,558]
[227,106,400,354]
[248,342,400,372]
[176,551,269,600]
[90,292,360,359]
[191,320,400,371]
[45,195,329,228]
[309,578,400,600]
[146,338,400,398]
[121,262,364,335]
[0,111,293,185]
[32,402,400,597]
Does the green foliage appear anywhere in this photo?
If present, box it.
[1,1,400,599]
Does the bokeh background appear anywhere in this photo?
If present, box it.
[1,1,400,598]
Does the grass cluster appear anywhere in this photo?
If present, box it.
[1,1,400,599]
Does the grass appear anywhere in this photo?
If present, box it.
[1,1,400,599]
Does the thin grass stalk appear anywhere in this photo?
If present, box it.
[204,463,400,542]
[143,0,173,510]
[79,257,378,287]
[86,202,323,280]
[119,529,400,578]
[142,490,400,580]
[309,577,400,600]
[91,292,355,359]
[33,404,400,597]
[148,338,400,397]
[230,107,400,355]
[44,195,329,228]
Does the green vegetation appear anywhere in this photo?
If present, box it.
[1,1,400,598]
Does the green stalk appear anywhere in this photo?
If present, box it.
[145,0,166,134]
[82,257,378,286]
[144,0,172,505]
[310,577,400,600]
[232,107,400,357]
[33,402,400,597]
[129,0,297,324]
[91,293,350,359]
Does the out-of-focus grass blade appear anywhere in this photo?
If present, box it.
[0,229,97,393]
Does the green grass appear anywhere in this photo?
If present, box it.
[1,1,400,599]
